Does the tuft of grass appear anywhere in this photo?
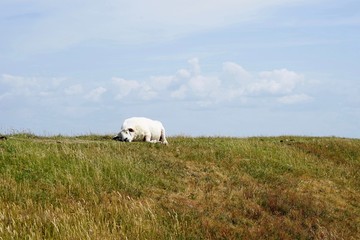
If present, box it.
[0,134,359,239]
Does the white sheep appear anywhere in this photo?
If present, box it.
[113,117,168,145]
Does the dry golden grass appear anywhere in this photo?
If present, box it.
[0,134,359,239]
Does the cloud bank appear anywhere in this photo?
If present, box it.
[111,58,311,106]
[0,59,312,108]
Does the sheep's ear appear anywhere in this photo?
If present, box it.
[128,128,135,132]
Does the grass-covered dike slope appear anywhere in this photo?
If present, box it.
[0,134,359,239]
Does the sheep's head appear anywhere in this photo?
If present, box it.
[112,128,135,142]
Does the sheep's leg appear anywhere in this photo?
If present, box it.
[144,135,158,143]
[160,128,168,145]
[144,135,152,142]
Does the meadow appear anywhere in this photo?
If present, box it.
[0,133,359,239]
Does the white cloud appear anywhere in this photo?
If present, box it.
[112,77,141,100]
[85,87,107,102]
[138,84,158,100]
[188,58,202,76]
[222,62,252,84]
[65,84,83,95]
[149,76,176,91]
[112,75,176,100]
[188,75,221,98]
[248,69,304,95]
[0,92,11,100]
[171,85,188,99]
[1,59,310,107]
[278,94,313,104]
[39,91,53,97]
[0,74,68,99]
[1,74,39,88]
[111,58,309,106]
[176,69,191,79]
[0,74,42,98]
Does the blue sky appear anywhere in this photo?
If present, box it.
[1,0,359,137]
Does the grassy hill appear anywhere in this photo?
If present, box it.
[0,134,359,239]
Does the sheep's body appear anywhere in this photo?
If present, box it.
[113,117,168,145]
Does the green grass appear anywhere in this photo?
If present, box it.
[0,134,359,239]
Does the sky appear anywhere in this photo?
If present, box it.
[0,0,359,138]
